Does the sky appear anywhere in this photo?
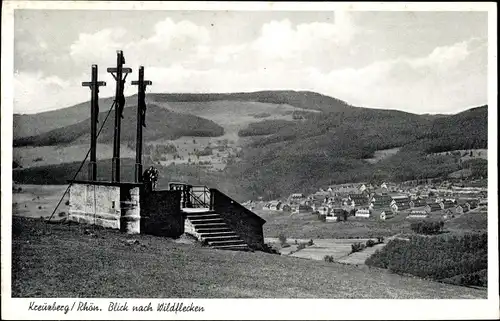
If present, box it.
[13,9,488,114]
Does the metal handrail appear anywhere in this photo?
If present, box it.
[169,182,211,208]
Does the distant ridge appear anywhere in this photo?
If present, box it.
[13,90,485,139]
[13,104,224,147]
[12,89,487,200]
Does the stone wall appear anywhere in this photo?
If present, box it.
[69,181,184,237]
[140,190,184,237]
[69,183,121,229]
[210,189,266,250]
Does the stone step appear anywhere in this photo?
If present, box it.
[192,222,228,229]
[196,227,232,233]
[185,213,220,219]
[202,235,241,242]
[189,218,225,224]
[198,231,239,238]
[212,244,250,251]
[207,239,247,246]
[183,210,216,216]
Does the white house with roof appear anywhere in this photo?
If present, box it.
[407,210,429,219]
[317,206,330,216]
[377,210,394,221]
[288,193,306,204]
[268,201,282,211]
[355,208,371,218]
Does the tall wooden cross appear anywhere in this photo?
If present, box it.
[82,64,106,181]
[131,66,152,183]
[107,50,132,183]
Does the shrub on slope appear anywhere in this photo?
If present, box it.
[365,233,487,287]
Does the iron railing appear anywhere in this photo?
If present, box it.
[169,182,211,209]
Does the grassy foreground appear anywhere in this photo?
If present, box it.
[11,217,485,298]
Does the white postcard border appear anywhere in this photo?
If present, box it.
[1,1,498,320]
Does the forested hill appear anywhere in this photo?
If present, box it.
[412,106,488,153]
[13,104,224,147]
[149,90,353,112]
[225,105,488,199]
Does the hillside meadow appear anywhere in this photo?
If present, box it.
[11,217,486,298]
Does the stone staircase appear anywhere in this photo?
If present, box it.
[183,208,250,251]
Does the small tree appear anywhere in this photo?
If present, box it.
[278,233,287,246]
[411,220,444,235]
[324,255,335,263]
[351,242,365,253]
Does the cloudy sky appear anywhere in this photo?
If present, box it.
[13,9,488,114]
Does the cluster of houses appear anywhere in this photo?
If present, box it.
[257,182,486,222]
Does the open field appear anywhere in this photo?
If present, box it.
[265,237,389,265]
[446,210,488,233]
[12,185,69,219]
[13,143,135,169]
[257,209,412,239]
[10,217,486,298]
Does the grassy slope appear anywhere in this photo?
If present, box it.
[11,217,485,298]
[446,210,488,233]
[13,96,120,138]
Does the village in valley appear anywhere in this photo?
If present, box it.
[253,179,487,222]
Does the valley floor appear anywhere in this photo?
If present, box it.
[10,217,486,299]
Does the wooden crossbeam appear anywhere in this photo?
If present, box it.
[107,68,132,81]
[106,67,133,73]
[82,81,106,87]
[131,80,152,86]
